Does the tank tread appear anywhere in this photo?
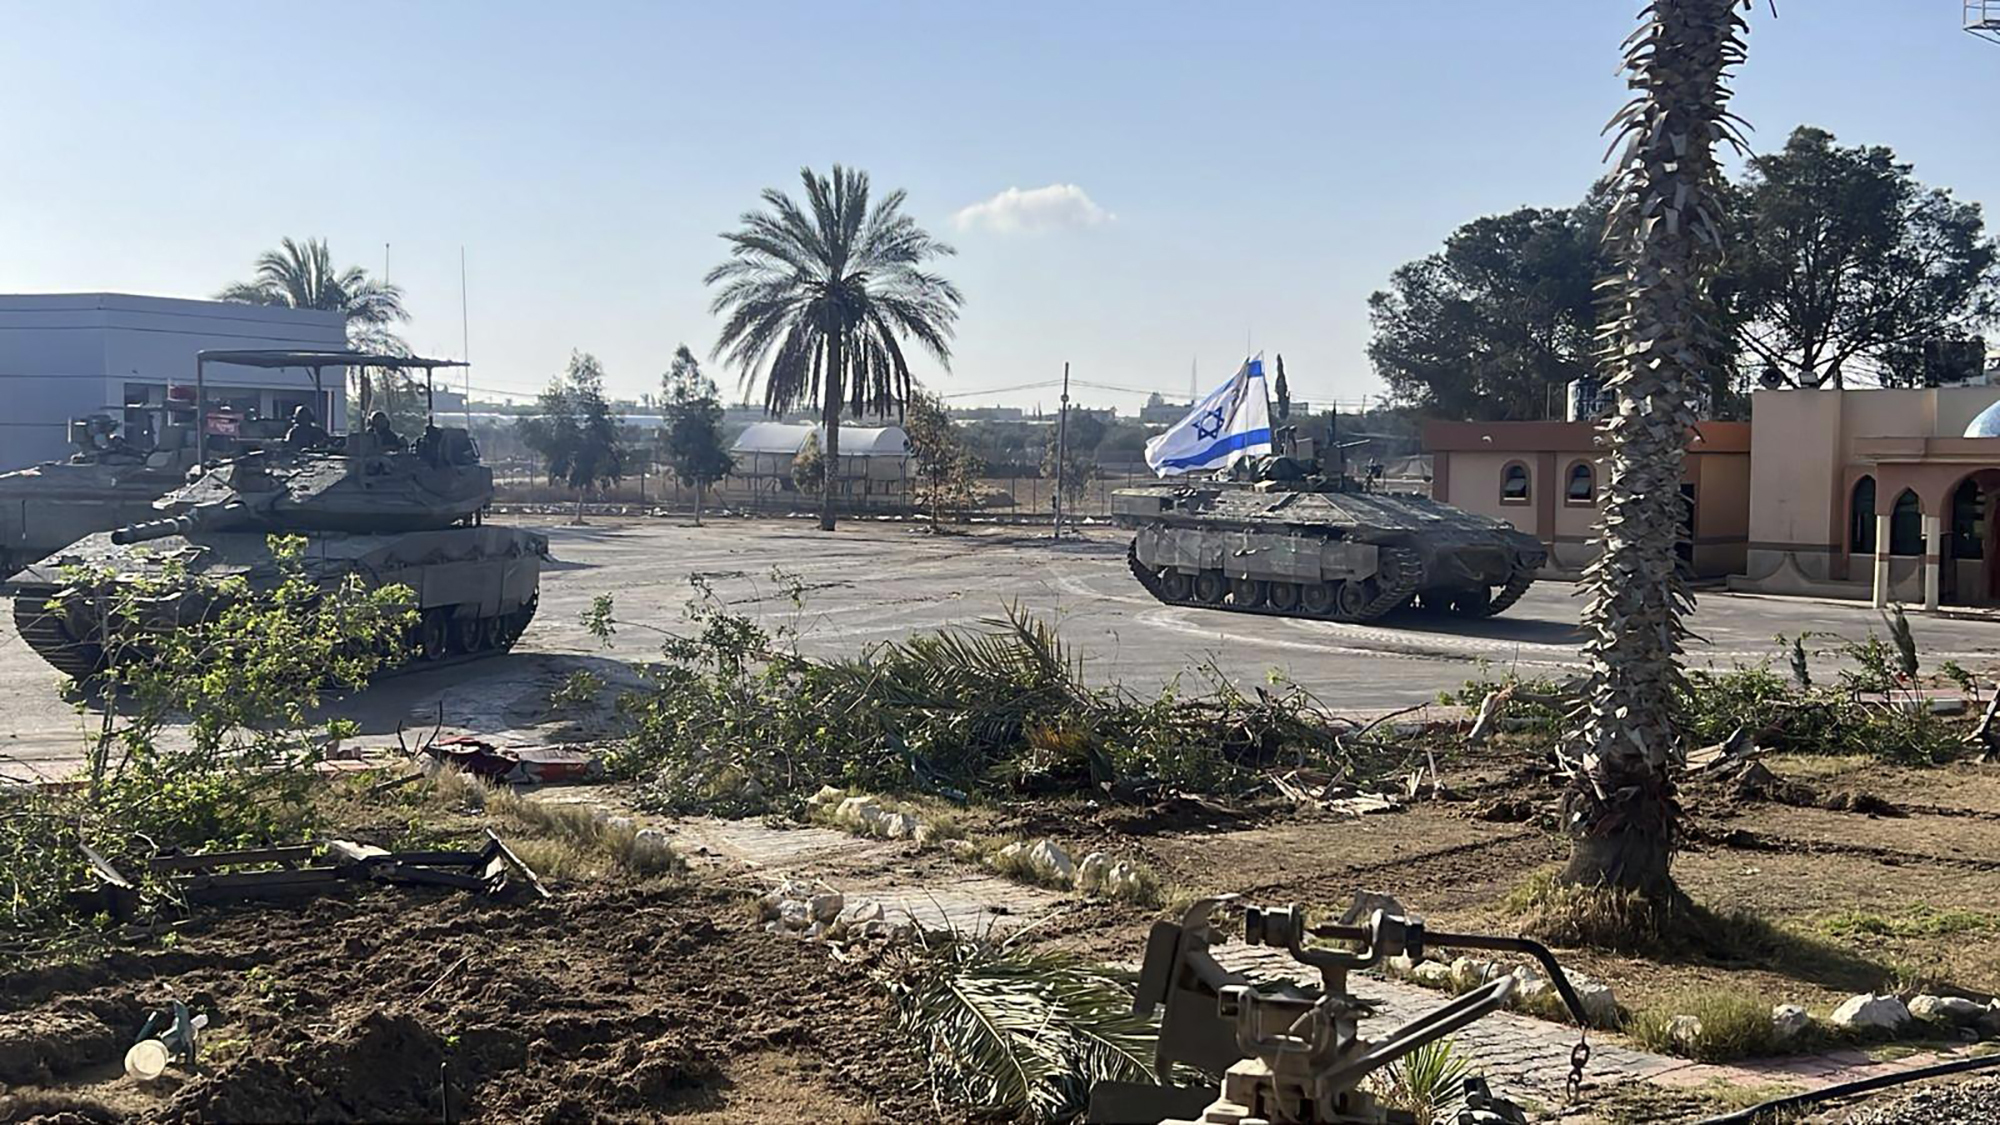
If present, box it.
[1127,541,1422,624]
[11,592,106,679]
[1477,564,1538,617]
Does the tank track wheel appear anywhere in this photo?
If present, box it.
[1125,540,1421,624]
[1192,571,1228,605]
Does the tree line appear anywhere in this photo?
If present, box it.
[1370,125,2000,420]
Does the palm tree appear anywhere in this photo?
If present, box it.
[706,166,963,531]
[1563,0,1751,904]
[217,237,409,352]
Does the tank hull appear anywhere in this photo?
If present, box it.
[0,460,192,577]
[1113,482,1545,623]
[8,525,546,679]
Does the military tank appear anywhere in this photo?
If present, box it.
[1113,439,1546,624]
[6,352,545,679]
[0,415,203,578]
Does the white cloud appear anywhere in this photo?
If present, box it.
[952,184,1113,234]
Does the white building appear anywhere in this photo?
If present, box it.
[0,294,348,472]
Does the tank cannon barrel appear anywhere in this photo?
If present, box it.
[110,515,202,545]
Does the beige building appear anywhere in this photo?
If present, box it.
[1737,386,2000,608]
[1424,420,1752,579]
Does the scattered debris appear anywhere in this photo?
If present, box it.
[125,1000,207,1082]
[155,830,548,906]
[757,879,906,944]
[424,736,604,786]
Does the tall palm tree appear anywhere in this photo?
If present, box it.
[1564,1,1751,902]
[706,165,963,531]
[218,237,409,352]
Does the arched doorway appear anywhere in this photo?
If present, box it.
[1948,470,2000,604]
[1851,476,1876,555]
[1889,489,1923,557]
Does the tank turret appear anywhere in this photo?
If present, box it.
[0,415,202,577]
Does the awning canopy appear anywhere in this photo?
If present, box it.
[196,349,467,370]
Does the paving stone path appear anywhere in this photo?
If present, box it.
[545,792,1983,1119]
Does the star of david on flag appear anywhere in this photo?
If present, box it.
[1143,354,1273,476]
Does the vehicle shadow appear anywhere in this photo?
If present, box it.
[1376,608,1583,645]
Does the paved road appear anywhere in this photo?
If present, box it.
[6,515,1999,780]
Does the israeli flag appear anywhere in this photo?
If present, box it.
[1144,354,1273,476]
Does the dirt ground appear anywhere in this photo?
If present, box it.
[0,882,941,1124]
[1016,743,2000,1022]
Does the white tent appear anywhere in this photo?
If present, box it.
[731,422,908,457]
[728,422,911,504]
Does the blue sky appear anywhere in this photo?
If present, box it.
[0,2,1991,414]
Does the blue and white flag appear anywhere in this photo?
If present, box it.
[1144,354,1273,476]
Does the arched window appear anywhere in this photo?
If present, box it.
[1851,476,1876,554]
[1890,489,1923,557]
[1565,461,1595,504]
[1500,462,1530,504]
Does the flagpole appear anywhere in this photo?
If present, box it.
[1053,361,1070,540]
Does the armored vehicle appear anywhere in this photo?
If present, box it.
[1113,442,1546,623]
[7,350,545,679]
[0,415,202,578]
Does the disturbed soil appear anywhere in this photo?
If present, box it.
[1019,744,2000,1020]
[0,882,940,1124]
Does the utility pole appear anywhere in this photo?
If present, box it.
[1052,361,1071,539]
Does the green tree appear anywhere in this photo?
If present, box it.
[791,431,826,496]
[1274,354,1292,420]
[904,389,979,528]
[518,352,626,523]
[1564,0,1750,905]
[658,345,735,526]
[706,165,964,532]
[1368,200,1610,421]
[1732,126,2000,388]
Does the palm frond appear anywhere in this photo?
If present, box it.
[890,935,1158,1122]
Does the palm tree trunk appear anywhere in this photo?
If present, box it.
[820,331,842,532]
[694,481,705,527]
[1563,0,1745,901]
[574,488,586,526]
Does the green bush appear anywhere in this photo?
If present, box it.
[2,534,414,961]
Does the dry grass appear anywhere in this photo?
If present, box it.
[1627,988,1781,1061]
[419,769,684,883]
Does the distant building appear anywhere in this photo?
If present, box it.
[955,405,1024,422]
[1141,398,1191,425]
[1425,419,1752,579]
[0,293,348,471]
